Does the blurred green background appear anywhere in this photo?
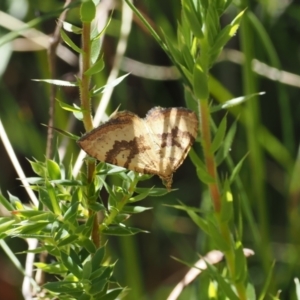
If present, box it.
[1,0,300,299]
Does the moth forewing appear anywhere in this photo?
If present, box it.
[78,107,198,189]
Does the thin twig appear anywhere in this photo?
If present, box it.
[46,0,73,158]
[0,121,39,205]
[80,17,99,247]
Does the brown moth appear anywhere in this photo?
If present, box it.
[77,107,198,190]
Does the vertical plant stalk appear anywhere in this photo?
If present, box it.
[199,99,221,212]
[199,98,247,299]
[46,0,72,159]
[81,22,93,133]
[80,21,99,248]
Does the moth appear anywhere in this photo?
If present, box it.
[78,107,198,189]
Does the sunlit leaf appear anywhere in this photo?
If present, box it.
[29,160,46,177]
[182,0,203,39]
[62,21,82,34]
[32,79,78,86]
[47,159,61,180]
[57,99,83,112]
[0,193,14,211]
[34,262,67,274]
[0,218,16,236]
[122,206,152,214]
[210,92,265,113]
[43,281,82,294]
[8,193,23,210]
[91,73,130,95]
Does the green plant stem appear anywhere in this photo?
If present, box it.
[81,22,93,133]
[199,99,221,212]
[199,97,247,299]
[80,21,99,249]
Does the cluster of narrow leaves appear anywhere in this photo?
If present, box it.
[33,0,130,99]
[126,0,244,98]
[0,153,167,298]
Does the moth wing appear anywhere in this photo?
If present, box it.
[145,107,198,176]
[78,112,160,175]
